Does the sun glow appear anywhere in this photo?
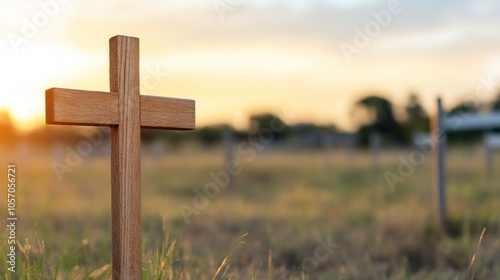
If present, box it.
[1,1,500,133]
[0,39,107,131]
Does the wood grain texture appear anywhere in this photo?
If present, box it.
[140,95,195,130]
[45,88,118,126]
[109,35,142,280]
[46,88,195,130]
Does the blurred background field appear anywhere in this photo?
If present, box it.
[1,140,500,279]
[3,1,500,279]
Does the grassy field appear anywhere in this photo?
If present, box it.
[1,145,500,279]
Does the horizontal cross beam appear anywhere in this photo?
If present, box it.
[46,87,195,130]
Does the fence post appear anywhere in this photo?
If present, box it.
[370,132,381,173]
[223,126,236,188]
[485,134,494,177]
[434,98,447,231]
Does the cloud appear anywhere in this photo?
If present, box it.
[3,0,500,130]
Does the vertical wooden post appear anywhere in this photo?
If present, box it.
[434,98,447,231]
[109,35,142,279]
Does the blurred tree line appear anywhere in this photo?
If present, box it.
[1,92,500,150]
[353,92,500,146]
[353,93,429,146]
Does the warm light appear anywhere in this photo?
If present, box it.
[0,40,106,132]
[1,1,499,133]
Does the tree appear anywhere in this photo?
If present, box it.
[491,92,500,111]
[404,93,429,135]
[353,95,405,145]
[447,101,481,143]
[249,114,288,141]
[490,92,500,133]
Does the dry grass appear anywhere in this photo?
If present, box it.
[1,145,500,279]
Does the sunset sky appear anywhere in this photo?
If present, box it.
[1,0,500,132]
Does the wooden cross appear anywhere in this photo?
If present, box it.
[45,35,195,279]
